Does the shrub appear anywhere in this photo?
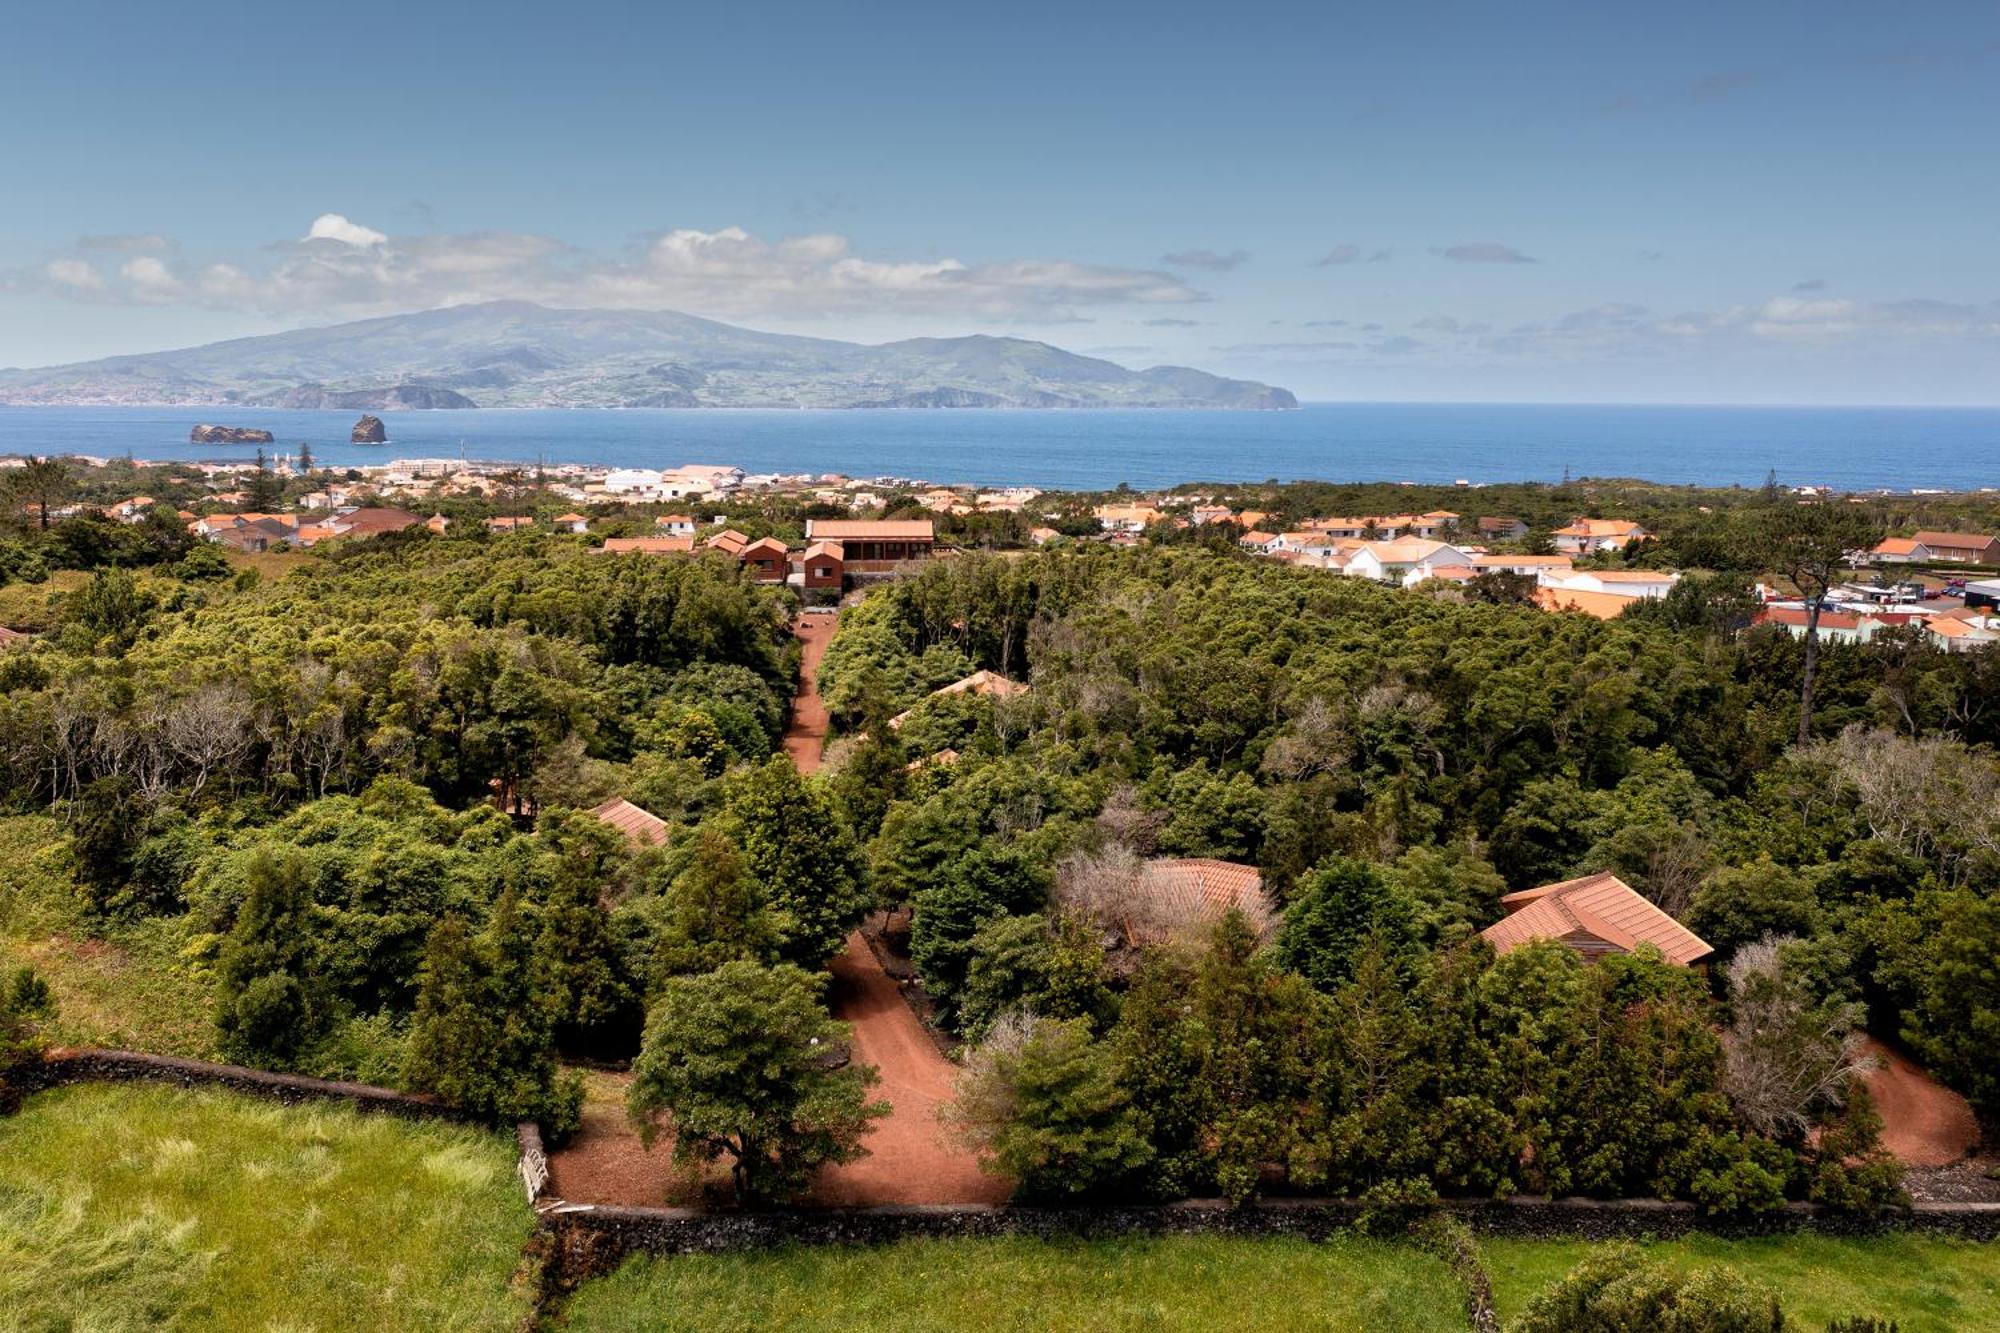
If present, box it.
[1516,1244,1785,1332]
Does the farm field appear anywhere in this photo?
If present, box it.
[1480,1233,2000,1332]
[564,1231,2000,1332]
[0,1082,534,1332]
[563,1234,1469,1332]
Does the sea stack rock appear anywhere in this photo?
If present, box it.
[190,424,275,444]
[350,414,387,443]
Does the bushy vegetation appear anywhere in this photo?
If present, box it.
[0,1081,533,1331]
[3,472,1995,1216]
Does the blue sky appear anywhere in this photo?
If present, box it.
[3,0,1997,403]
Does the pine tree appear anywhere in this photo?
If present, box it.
[214,849,328,1064]
[404,890,583,1135]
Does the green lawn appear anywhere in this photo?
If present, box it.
[564,1234,1469,1332]
[1483,1233,2000,1332]
[0,814,218,1058]
[0,1082,535,1331]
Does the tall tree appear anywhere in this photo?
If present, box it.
[1744,503,1882,744]
[7,455,73,530]
[718,756,872,966]
[404,890,583,1135]
[626,960,886,1202]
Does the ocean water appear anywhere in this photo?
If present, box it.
[2,403,1997,492]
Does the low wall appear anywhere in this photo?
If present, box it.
[532,1192,2000,1287]
[23,1048,482,1124]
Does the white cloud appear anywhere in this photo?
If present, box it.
[119,256,184,302]
[29,218,1203,327]
[304,213,388,247]
[45,258,104,291]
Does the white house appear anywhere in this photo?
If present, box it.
[1544,569,1680,600]
[1339,538,1477,586]
[1551,519,1650,554]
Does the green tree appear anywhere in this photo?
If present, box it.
[946,1014,1153,1200]
[214,849,330,1065]
[533,810,642,1057]
[651,825,781,977]
[0,966,55,1112]
[6,455,73,530]
[1688,857,1821,955]
[908,845,1049,1018]
[1743,503,1883,744]
[1275,855,1421,992]
[626,960,887,1202]
[956,911,1113,1040]
[403,891,584,1136]
[719,757,872,966]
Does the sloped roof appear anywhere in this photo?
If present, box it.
[1912,530,1998,551]
[886,670,1028,730]
[1872,538,1926,556]
[804,540,845,561]
[598,536,693,555]
[590,797,669,847]
[1534,586,1639,620]
[0,625,29,649]
[805,519,935,540]
[1482,872,1712,966]
[1473,553,1572,568]
[705,529,751,554]
[1128,858,1273,944]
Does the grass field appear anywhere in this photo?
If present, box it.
[0,814,218,1058]
[1482,1233,2000,1332]
[0,1082,535,1331]
[563,1234,1470,1332]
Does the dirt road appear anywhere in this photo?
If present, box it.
[1858,1035,1980,1168]
[548,609,1007,1207]
[784,615,831,774]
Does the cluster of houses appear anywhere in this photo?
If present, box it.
[1229,509,1676,618]
[594,516,937,592]
[1756,579,2000,653]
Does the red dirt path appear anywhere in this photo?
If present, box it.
[784,615,831,775]
[545,612,1007,1207]
[1857,1036,1980,1168]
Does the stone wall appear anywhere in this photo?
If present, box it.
[533,1192,2000,1288]
[22,1048,482,1124]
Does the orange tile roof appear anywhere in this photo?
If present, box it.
[590,797,669,847]
[1482,872,1711,966]
[1872,538,1924,556]
[1534,586,1639,620]
[805,519,935,540]
[1128,858,1272,944]
[1911,530,1997,552]
[887,670,1028,729]
[598,536,694,555]
[1472,554,1572,568]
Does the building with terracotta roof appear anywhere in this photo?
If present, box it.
[656,514,696,537]
[887,669,1028,729]
[590,797,669,847]
[1481,872,1712,967]
[802,540,845,590]
[1551,518,1650,554]
[597,536,694,556]
[484,515,536,533]
[1926,612,2000,652]
[803,518,934,572]
[1534,585,1641,621]
[1478,515,1529,540]
[1910,531,2000,565]
[1093,504,1164,533]
[1867,537,1935,565]
[1339,537,1478,585]
[739,536,791,582]
[1755,603,1887,645]
[324,506,423,539]
[704,528,751,556]
[553,512,590,534]
[1122,858,1274,947]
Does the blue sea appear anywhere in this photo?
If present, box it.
[3,403,1998,492]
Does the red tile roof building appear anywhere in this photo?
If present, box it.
[1481,872,1712,966]
[1123,858,1274,946]
[590,797,669,847]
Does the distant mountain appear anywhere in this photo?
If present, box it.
[0,302,1296,410]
